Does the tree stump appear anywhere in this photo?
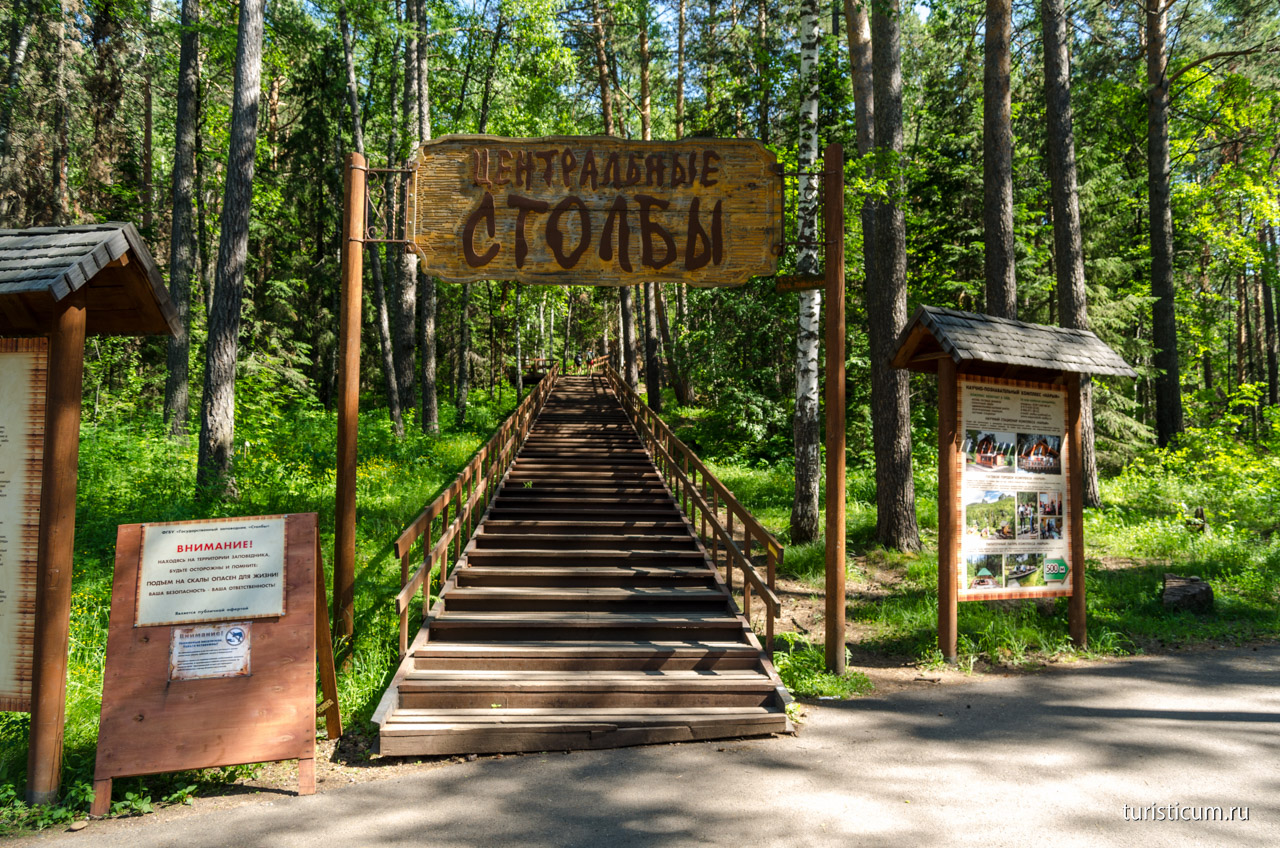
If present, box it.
[1163,573,1213,614]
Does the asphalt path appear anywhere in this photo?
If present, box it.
[18,645,1280,847]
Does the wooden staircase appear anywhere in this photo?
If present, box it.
[374,374,791,756]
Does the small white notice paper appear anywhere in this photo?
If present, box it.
[168,622,251,681]
[136,517,287,627]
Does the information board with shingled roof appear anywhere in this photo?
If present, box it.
[891,306,1135,663]
[0,223,177,804]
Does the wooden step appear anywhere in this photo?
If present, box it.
[428,611,745,642]
[472,533,698,550]
[463,549,705,566]
[443,585,728,613]
[412,640,764,670]
[396,668,778,709]
[481,520,689,534]
[455,565,715,587]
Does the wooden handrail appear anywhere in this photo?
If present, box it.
[593,363,784,654]
[391,363,561,655]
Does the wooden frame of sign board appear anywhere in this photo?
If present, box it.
[0,338,47,713]
[90,513,341,816]
[1,224,183,803]
[891,306,1137,662]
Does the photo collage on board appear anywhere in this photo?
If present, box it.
[958,382,1070,595]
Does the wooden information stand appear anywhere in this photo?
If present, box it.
[891,307,1136,661]
[90,513,340,815]
[0,224,182,803]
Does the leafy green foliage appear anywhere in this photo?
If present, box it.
[773,633,873,699]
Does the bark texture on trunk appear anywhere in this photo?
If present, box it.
[1265,226,1279,407]
[456,283,471,426]
[643,281,662,411]
[341,5,403,434]
[791,0,822,546]
[1147,1,1183,445]
[1042,0,1100,507]
[420,275,439,432]
[870,0,920,552]
[164,0,201,437]
[844,0,875,287]
[984,0,1016,319]
[196,0,264,498]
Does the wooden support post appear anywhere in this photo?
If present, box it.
[937,358,959,662]
[1067,373,1087,647]
[315,537,343,741]
[823,143,847,675]
[26,292,86,805]
[334,152,366,638]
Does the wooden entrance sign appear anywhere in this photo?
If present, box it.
[0,338,46,711]
[333,136,786,639]
[91,513,340,816]
[0,224,180,804]
[406,135,782,287]
[891,307,1136,660]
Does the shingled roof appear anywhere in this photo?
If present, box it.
[891,306,1137,378]
[0,223,178,336]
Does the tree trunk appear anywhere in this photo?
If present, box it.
[870,0,920,551]
[638,11,661,409]
[515,283,524,401]
[1147,0,1183,445]
[620,286,639,389]
[164,0,201,437]
[656,286,691,404]
[643,282,662,410]
[1265,226,1278,407]
[0,0,33,168]
[456,283,471,426]
[393,4,417,414]
[341,5,403,434]
[790,0,822,546]
[844,0,875,289]
[1042,0,1100,507]
[142,1,153,233]
[676,0,686,139]
[420,275,439,432]
[756,0,770,143]
[196,0,264,498]
[983,0,1016,319]
[417,0,438,433]
[51,0,71,224]
[562,292,574,368]
[592,0,613,134]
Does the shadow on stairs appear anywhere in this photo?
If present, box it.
[373,375,792,756]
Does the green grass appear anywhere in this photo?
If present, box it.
[772,633,874,699]
[0,375,520,833]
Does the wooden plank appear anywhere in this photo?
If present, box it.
[0,339,46,714]
[91,514,317,812]
[824,143,847,674]
[25,293,85,804]
[334,154,366,638]
[937,357,959,661]
[1067,373,1087,647]
[409,135,781,287]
